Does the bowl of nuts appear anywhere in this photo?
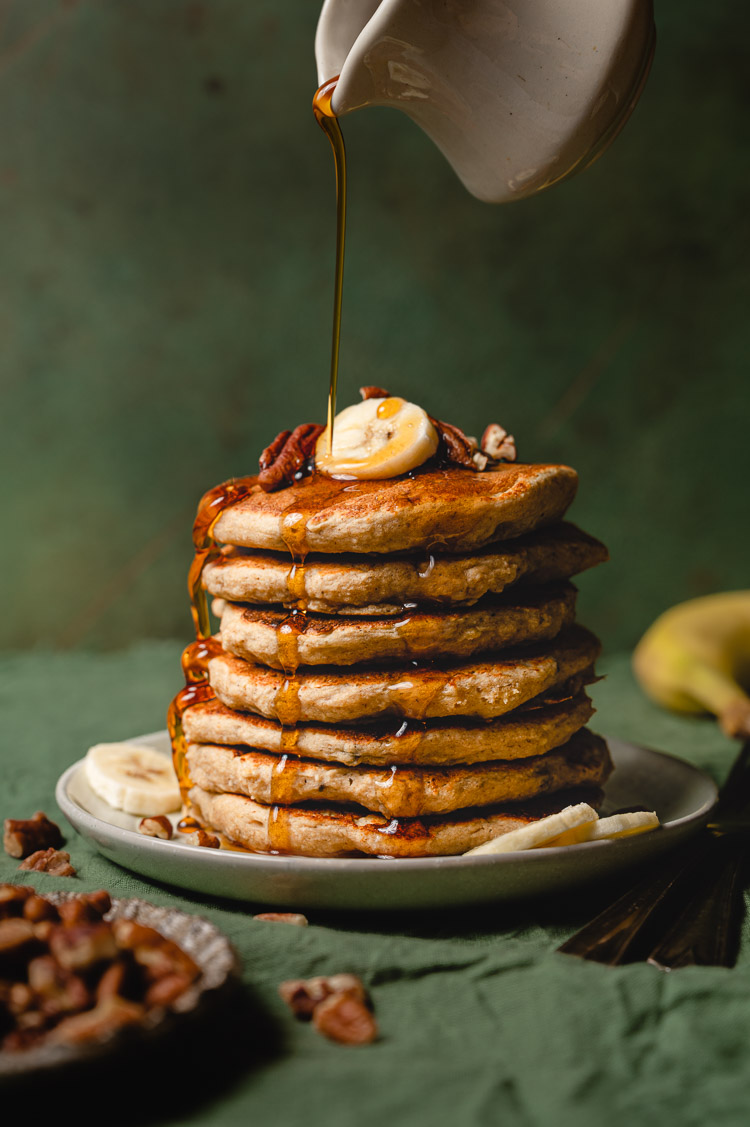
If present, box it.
[0,886,240,1076]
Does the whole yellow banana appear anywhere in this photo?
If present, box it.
[632,592,750,739]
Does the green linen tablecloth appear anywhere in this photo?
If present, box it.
[1,643,748,1126]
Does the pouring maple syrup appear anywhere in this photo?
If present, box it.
[312,75,346,455]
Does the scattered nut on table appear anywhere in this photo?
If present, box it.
[4,812,63,859]
[254,912,308,926]
[17,848,76,876]
[279,973,377,1044]
[312,990,379,1045]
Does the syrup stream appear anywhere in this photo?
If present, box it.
[313,76,347,455]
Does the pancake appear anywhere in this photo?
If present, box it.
[211,463,578,555]
[182,690,595,766]
[217,583,577,668]
[207,624,601,723]
[186,728,612,819]
[203,522,607,614]
[188,784,606,857]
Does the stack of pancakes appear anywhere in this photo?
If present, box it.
[182,463,612,857]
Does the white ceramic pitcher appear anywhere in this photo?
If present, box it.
[315,0,655,203]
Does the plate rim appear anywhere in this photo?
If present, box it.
[56,731,718,875]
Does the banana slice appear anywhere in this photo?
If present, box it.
[463,802,599,856]
[315,397,439,479]
[521,810,660,848]
[84,743,181,816]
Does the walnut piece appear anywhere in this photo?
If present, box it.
[258,423,325,492]
[312,991,379,1045]
[137,815,173,840]
[17,848,76,876]
[4,812,63,859]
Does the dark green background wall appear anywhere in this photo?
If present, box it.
[1,0,748,653]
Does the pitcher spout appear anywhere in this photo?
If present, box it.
[315,0,655,204]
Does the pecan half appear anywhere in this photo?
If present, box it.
[49,923,118,971]
[58,891,111,925]
[137,815,173,840]
[279,974,367,1020]
[430,417,477,469]
[259,428,291,471]
[254,912,308,926]
[144,971,195,1008]
[0,918,39,969]
[312,991,378,1045]
[185,829,220,849]
[7,982,34,1017]
[0,885,34,918]
[94,959,129,1003]
[23,896,60,924]
[4,812,63,859]
[258,423,325,492]
[481,423,517,462]
[359,386,391,400]
[28,955,92,1016]
[17,848,76,876]
[112,919,200,983]
[47,995,146,1046]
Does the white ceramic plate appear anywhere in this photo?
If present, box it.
[57,732,717,911]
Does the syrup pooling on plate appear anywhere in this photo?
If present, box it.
[177,815,202,834]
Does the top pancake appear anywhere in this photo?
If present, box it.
[211,463,578,555]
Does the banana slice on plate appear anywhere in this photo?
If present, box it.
[548,810,660,846]
[463,802,600,856]
[315,397,439,479]
[84,743,181,816]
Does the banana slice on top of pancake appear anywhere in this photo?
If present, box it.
[315,397,439,479]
